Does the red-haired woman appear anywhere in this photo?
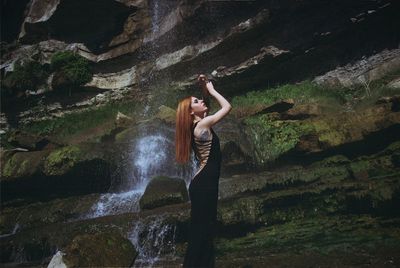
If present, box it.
[176,75,232,267]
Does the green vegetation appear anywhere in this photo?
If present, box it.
[1,51,93,97]
[232,81,346,117]
[244,114,313,165]
[21,100,140,138]
[2,61,49,94]
[50,51,92,91]
[215,215,400,256]
[44,145,83,175]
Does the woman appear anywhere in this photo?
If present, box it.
[176,74,232,267]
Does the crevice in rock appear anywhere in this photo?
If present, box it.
[21,0,136,54]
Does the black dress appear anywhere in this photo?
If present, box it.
[183,122,221,268]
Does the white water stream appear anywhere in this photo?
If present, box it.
[84,1,196,266]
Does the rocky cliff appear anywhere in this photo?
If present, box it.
[1,0,399,267]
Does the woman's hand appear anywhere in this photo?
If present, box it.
[205,81,217,95]
[198,74,210,97]
[195,74,232,129]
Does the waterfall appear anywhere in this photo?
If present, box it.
[128,215,177,267]
[86,129,190,218]
[83,1,195,266]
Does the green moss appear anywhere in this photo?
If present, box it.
[310,155,350,168]
[21,100,140,138]
[350,154,397,179]
[50,51,92,88]
[244,114,313,165]
[383,141,400,154]
[216,215,400,256]
[44,145,83,175]
[2,157,16,178]
[232,81,345,115]
[2,155,30,178]
[2,61,49,93]
[311,119,347,146]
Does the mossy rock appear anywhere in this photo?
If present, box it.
[61,231,137,268]
[154,105,176,125]
[1,144,111,203]
[139,176,189,210]
[243,114,313,165]
[218,196,264,226]
[6,130,52,150]
[44,145,84,176]
[1,150,50,181]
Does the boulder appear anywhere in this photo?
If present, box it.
[48,232,137,268]
[0,144,112,203]
[139,176,189,210]
[1,150,50,181]
[154,105,176,125]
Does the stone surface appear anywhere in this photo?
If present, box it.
[153,105,176,125]
[115,111,134,128]
[314,48,400,87]
[139,176,189,210]
[6,130,53,150]
[0,143,112,203]
[387,77,400,89]
[61,232,137,268]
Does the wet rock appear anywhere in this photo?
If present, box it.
[1,150,50,181]
[0,143,112,203]
[234,99,295,118]
[54,231,137,268]
[6,130,54,151]
[376,95,400,112]
[281,103,323,120]
[244,99,400,167]
[214,118,254,173]
[0,193,100,236]
[218,195,264,226]
[313,48,400,88]
[387,77,400,89]
[153,105,176,125]
[86,66,138,89]
[0,113,10,135]
[115,111,134,128]
[139,176,189,210]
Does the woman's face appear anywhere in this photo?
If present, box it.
[191,96,208,116]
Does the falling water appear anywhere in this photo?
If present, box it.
[128,215,178,267]
[83,1,196,266]
[86,127,194,218]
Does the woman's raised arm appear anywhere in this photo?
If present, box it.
[198,80,232,129]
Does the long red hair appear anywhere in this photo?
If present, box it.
[175,96,193,163]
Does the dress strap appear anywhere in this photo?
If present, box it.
[192,121,199,131]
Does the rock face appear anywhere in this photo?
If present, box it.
[2,0,399,125]
[139,176,189,210]
[57,232,137,268]
[1,0,400,267]
[0,144,112,204]
[314,48,400,87]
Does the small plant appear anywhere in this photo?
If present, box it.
[50,51,92,94]
[2,61,49,95]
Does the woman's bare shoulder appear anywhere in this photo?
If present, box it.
[194,121,212,141]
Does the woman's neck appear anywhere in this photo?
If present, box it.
[193,115,203,123]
